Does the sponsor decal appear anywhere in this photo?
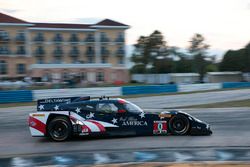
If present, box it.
[40,98,71,104]
[159,113,172,119]
[153,121,167,134]
[32,114,45,117]
[119,117,148,126]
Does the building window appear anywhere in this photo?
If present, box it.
[85,34,95,42]
[35,46,45,56]
[87,56,94,63]
[115,32,124,42]
[81,72,86,81]
[53,45,63,63]
[100,32,109,42]
[36,57,45,64]
[0,45,10,55]
[16,30,25,42]
[0,60,7,75]
[33,32,44,42]
[118,56,124,64]
[86,46,95,56]
[116,46,125,56]
[101,46,109,56]
[69,33,79,42]
[101,56,108,63]
[0,30,9,41]
[16,64,26,74]
[53,33,63,42]
[54,45,63,56]
[96,72,104,82]
[16,46,26,55]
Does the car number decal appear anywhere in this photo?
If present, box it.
[153,121,167,134]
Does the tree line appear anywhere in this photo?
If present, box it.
[130,30,250,81]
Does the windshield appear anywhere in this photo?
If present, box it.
[124,102,143,113]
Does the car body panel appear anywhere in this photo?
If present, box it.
[29,96,212,138]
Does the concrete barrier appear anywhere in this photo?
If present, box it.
[178,83,221,92]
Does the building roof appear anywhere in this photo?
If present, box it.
[95,19,128,26]
[0,12,129,29]
[32,23,92,29]
[0,12,28,23]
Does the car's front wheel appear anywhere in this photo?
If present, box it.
[169,115,190,135]
[47,116,72,141]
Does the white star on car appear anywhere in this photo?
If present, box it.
[89,112,94,118]
[38,105,44,110]
[75,107,81,113]
[54,105,59,111]
[111,118,118,124]
[139,112,145,118]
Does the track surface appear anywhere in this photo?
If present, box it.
[0,107,250,158]
[128,88,250,108]
[0,89,250,159]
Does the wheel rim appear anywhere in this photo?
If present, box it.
[171,116,189,134]
[51,121,68,139]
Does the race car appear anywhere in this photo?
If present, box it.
[28,96,212,141]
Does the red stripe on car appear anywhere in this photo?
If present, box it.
[28,116,46,134]
[87,120,106,132]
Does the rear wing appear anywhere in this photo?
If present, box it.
[37,96,90,111]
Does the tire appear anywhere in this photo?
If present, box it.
[47,116,72,141]
[169,115,190,135]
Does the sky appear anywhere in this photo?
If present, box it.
[1,0,250,59]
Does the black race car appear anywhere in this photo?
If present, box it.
[28,96,212,141]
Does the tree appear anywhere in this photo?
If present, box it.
[188,34,210,81]
[130,30,170,73]
[220,42,250,72]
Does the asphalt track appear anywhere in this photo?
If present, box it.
[0,89,250,165]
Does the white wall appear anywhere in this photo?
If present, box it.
[33,87,121,100]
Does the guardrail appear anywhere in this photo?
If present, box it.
[0,82,250,103]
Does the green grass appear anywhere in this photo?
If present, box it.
[182,99,250,108]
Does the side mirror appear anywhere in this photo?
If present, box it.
[118,109,126,114]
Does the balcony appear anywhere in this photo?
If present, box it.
[69,49,80,57]
[86,50,95,56]
[53,48,64,56]
[34,47,45,56]
[101,48,110,56]
[116,49,125,56]
[53,37,64,43]
[0,36,10,42]
[0,48,11,55]
[69,35,79,43]
[15,35,26,43]
[100,37,110,43]
[115,37,125,43]
[85,37,95,43]
[16,49,26,55]
[33,36,44,43]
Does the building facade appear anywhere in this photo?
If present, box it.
[0,12,129,84]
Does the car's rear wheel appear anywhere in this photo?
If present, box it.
[169,115,190,135]
[47,116,72,141]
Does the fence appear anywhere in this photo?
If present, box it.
[0,82,250,103]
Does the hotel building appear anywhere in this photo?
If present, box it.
[0,12,130,83]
